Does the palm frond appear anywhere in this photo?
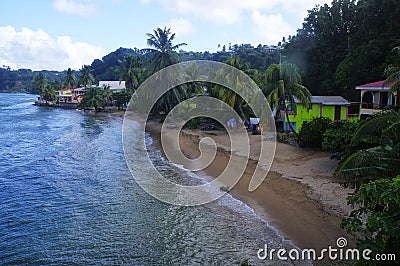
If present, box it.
[350,110,400,146]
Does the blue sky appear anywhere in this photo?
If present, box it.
[0,0,329,70]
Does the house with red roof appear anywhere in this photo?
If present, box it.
[355,80,397,116]
[56,87,85,106]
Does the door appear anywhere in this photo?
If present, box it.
[334,106,341,121]
[380,92,388,108]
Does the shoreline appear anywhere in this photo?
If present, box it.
[144,119,355,254]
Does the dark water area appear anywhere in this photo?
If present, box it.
[0,93,303,265]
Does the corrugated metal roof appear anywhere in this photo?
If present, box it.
[294,96,350,105]
[355,80,392,90]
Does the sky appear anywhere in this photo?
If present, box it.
[0,0,329,71]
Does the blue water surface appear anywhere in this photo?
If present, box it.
[0,93,302,265]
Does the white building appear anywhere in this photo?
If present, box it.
[355,80,397,116]
[99,81,125,92]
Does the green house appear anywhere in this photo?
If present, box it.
[280,96,351,133]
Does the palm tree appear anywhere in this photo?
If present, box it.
[144,26,187,73]
[119,55,141,91]
[209,57,251,120]
[42,86,56,104]
[335,110,400,186]
[384,46,400,106]
[78,65,95,87]
[143,27,187,114]
[32,73,56,105]
[182,62,206,96]
[64,68,76,88]
[79,87,104,112]
[266,62,311,140]
[101,85,113,111]
[113,89,131,110]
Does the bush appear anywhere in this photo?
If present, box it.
[277,132,297,144]
[322,121,359,152]
[341,176,400,261]
[299,117,332,147]
[184,118,200,129]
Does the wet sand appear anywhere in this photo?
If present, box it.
[144,119,355,256]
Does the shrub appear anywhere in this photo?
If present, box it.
[341,176,400,262]
[322,121,359,152]
[184,118,199,129]
[299,117,332,147]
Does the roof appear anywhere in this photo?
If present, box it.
[99,81,125,91]
[295,96,350,106]
[57,88,72,92]
[57,87,85,92]
[355,80,393,90]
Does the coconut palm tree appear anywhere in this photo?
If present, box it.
[64,68,76,88]
[209,57,251,120]
[32,73,56,105]
[182,62,206,96]
[337,111,400,256]
[119,55,141,91]
[143,27,188,114]
[335,110,400,187]
[79,87,104,112]
[113,89,131,110]
[266,62,311,140]
[101,85,113,111]
[42,86,56,104]
[78,65,95,87]
[144,26,187,73]
[384,46,400,106]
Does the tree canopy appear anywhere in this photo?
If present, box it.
[284,0,400,101]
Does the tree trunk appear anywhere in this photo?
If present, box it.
[239,106,248,124]
[285,109,301,141]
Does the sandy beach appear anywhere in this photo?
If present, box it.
[144,119,356,256]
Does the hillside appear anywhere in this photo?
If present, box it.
[0,44,280,93]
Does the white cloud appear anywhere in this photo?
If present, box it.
[0,26,104,70]
[251,11,293,44]
[141,0,330,46]
[142,0,252,25]
[53,0,99,16]
[166,18,195,36]
[142,0,329,25]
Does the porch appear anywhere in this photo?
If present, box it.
[355,80,397,115]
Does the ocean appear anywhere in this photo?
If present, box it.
[0,93,305,265]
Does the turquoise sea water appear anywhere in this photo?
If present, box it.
[0,93,303,265]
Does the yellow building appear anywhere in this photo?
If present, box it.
[56,87,85,104]
[280,96,352,132]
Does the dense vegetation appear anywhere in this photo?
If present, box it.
[0,44,281,94]
[284,0,400,101]
[335,111,400,262]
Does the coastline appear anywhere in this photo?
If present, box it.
[144,119,355,254]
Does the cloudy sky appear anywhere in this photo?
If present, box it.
[0,0,329,71]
